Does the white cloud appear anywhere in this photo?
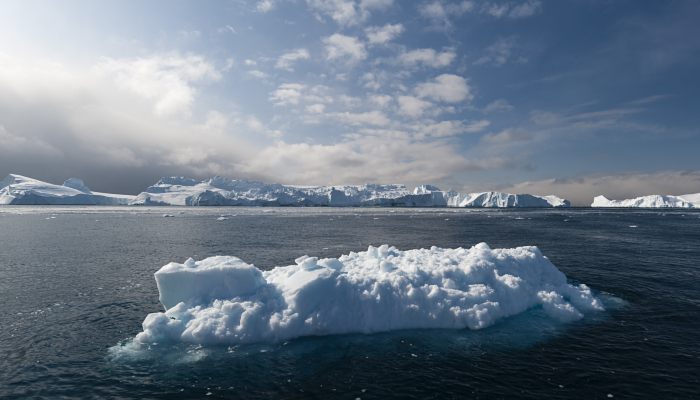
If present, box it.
[0,53,496,193]
[306,0,394,26]
[481,0,542,19]
[420,1,540,28]
[474,37,519,66]
[397,95,432,118]
[365,23,404,45]
[369,94,392,108]
[275,48,311,71]
[270,83,305,106]
[323,33,367,63]
[306,103,326,114]
[0,54,259,184]
[398,48,456,68]
[256,0,276,13]
[360,72,382,90]
[483,99,514,113]
[248,70,268,79]
[415,74,472,103]
[94,53,221,117]
[420,1,474,20]
[217,25,237,34]
[333,110,390,126]
[416,119,490,139]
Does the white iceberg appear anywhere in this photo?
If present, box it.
[591,194,700,208]
[0,173,570,207]
[0,174,134,205]
[131,243,603,346]
[408,185,570,208]
[130,176,570,208]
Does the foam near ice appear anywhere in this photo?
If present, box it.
[129,243,604,347]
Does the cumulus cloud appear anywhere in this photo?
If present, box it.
[306,103,326,114]
[398,48,456,68]
[501,171,700,206]
[275,48,311,71]
[397,95,433,118]
[480,0,542,19]
[365,23,404,45]
[323,33,367,63]
[0,54,259,193]
[306,0,394,26]
[0,53,491,193]
[419,1,475,20]
[415,74,473,103]
[269,83,305,106]
[256,0,276,13]
[94,54,221,117]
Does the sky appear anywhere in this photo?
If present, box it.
[0,0,699,205]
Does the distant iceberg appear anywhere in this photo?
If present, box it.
[129,243,604,346]
[0,174,133,205]
[130,176,571,208]
[0,173,570,207]
[591,194,700,208]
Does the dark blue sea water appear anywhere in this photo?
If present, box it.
[1,207,698,399]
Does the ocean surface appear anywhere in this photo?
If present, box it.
[0,207,698,399]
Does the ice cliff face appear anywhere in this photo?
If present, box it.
[0,174,133,205]
[131,176,418,206]
[591,194,700,208]
[0,173,571,207]
[130,176,570,208]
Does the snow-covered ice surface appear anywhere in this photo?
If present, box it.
[0,174,569,207]
[130,176,570,208]
[592,194,700,208]
[123,243,603,348]
[0,174,133,205]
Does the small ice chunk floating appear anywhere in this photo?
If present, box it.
[133,243,604,346]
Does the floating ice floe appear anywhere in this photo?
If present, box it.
[129,243,604,346]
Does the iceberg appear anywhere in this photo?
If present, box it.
[406,185,571,208]
[591,194,700,208]
[0,174,134,205]
[0,173,570,207]
[130,176,570,208]
[130,243,603,346]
